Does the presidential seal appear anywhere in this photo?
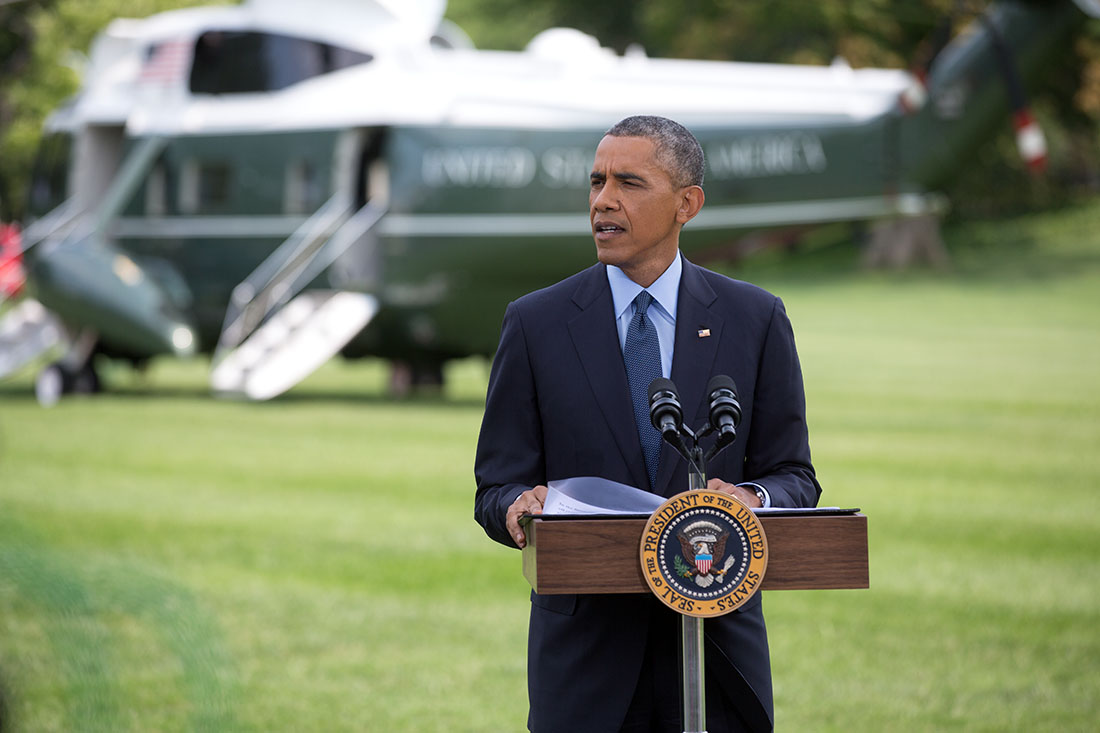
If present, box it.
[639,490,768,618]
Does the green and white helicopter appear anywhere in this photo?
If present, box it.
[2,0,1096,402]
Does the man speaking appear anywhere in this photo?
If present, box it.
[474,116,821,732]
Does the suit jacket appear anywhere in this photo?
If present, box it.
[474,257,821,732]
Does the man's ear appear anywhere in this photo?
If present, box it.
[676,186,705,225]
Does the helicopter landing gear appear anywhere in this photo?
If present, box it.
[34,360,101,406]
[388,359,444,397]
[34,329,100,406]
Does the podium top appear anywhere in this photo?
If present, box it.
[524,507,861,523]
[522,511,868,595]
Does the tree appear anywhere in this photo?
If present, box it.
[448,0,1100,216]
[0,0,226,221]
[0,0,57,220]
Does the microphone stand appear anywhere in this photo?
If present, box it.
[650,377,740,733]
[681,441,707,733]
[669,423,737,733]
[654,420,719,733]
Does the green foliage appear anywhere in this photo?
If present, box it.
[444,0,555,51]
[448,0,1100,216]
[0,0,229,220]
[1,201,1099,730]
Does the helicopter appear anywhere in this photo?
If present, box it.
[2,0,1096,403]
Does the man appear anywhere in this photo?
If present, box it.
[474,116,820,732]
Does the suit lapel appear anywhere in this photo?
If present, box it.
[656,259,723,495]
[567,265,651,491]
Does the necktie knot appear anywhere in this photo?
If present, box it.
[633,290,653,316]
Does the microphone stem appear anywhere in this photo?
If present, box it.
[687,446,706,490]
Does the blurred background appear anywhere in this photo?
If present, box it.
[3,0,1099,222]
[1,1,1098,731]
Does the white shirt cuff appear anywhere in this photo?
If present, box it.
[738,482,771,508]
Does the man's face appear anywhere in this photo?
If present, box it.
[589,135,689,285]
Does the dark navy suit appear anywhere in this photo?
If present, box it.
[474,257,820,732]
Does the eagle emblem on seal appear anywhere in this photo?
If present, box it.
[677,520,737,588]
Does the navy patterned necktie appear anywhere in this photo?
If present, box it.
[624,290,662,490]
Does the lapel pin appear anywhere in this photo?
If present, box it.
[697,328,711,338]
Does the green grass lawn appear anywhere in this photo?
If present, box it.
[2,201,1099,731]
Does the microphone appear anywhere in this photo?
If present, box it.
[707,374,742,445]
[648,378,683,442]
[649,377,694,462]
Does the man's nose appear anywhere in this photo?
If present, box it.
[592,185,618,211]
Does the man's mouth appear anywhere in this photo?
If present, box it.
[594,222,625,238]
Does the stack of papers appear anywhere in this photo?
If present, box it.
[539,476,853,516]
[542,477,665,515]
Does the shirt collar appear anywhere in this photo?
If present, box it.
[607,252,682,322]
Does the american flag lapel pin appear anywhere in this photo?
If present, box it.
[697,328,711,338]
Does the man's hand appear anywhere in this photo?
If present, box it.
[707,478,762,508]
[506,485,549,548]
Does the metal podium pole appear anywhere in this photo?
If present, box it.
[647,375,747,733]
[681,615,706,733]
[682,461,707,733]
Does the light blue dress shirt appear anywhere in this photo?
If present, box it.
[604,253,772,507]
[606,252,681,380]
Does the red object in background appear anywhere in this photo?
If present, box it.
[1013,107,1049,174]
[898,69,928,115]
[0,223,26,298]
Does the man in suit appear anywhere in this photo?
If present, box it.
[474,115,821,732]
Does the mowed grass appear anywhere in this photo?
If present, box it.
[1,200,1099,731]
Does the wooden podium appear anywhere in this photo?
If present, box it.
[520,505,867,733]
[522,510,869,595]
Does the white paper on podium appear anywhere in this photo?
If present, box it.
[543,476,666,516]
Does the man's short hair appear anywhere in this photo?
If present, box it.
[606,115,705,188]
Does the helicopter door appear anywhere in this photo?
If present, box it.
[71,124,126,213]
[328,128,387,291]
[353,127,387,210]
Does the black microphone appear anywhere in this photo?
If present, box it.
[648,378,691,462]
[648,378,683,440]
[707,374,742,444]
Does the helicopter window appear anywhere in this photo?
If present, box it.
[284,159,324,215]
[179,160,232,214]
[28,133,72,216]
[189,31,372,94]
[145,162,169,216]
